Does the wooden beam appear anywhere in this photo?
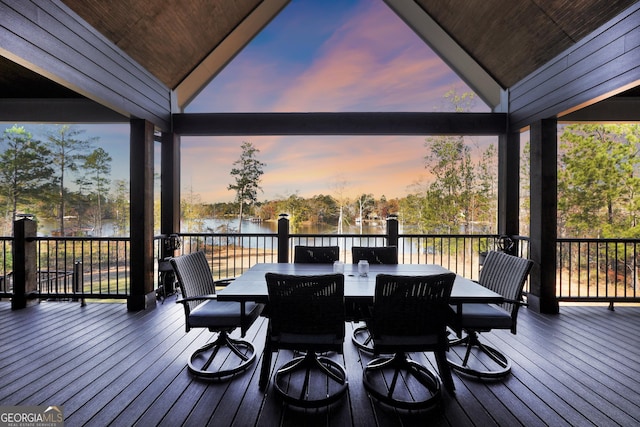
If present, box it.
[509,2,640,129]
[172,112,507,136]
[0,98,128,123]
[0,0,171,129]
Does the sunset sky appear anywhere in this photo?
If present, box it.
[7,0,494,203]
[181,0,491,202]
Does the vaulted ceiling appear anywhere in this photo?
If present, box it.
[1,0,639,118]
[62,0,639,105]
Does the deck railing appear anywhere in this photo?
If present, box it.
[1,235,130,301]
[3,219,639,305]
[0,237,12,298]
[173,232,514,281]
[34,236,130,300]
[557,238,640,303]
[169,217,527,287]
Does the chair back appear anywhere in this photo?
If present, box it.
[294,245,340,264]
[352,246,398,265]
[170,251,216,314]
[370,273,456,339]
[479,251,533,328]
[265,273,345,340]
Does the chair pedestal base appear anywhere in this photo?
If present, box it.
[188,331,256,380]
[352,324,374,353]
[363,353,442,410]
[447,330,512,379]
[273,352,348,408]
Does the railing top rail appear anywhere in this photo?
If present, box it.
[398,233,501,238]
[558,237,640,243]
[32,236,130,242]
[170,233,277,237]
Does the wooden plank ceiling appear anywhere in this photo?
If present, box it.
[60,0,262,89]
[1,0,638,109]
[415,0,639,88]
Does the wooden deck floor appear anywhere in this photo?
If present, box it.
[1,299,639,427]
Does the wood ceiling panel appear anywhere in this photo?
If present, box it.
[61,0,262,88]
[415,0,638,87]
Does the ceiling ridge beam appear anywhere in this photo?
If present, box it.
[172,112,507,136]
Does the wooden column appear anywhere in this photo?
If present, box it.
[128,119,156,311]
[498,130,520,238]
[528,118,559,314]
[161,132,181,256]
[277,214,289,263]
[386,214,399,248]
[12,218,37,310]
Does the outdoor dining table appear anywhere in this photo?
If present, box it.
[216,263,503,309]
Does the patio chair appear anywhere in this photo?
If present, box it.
[447,250,533,379]
[362,273,456,410]
[260,273,347,408]
[171,251,264,380]
[293,245,340,263]
[351,246,398,265]
[351,246,398,352]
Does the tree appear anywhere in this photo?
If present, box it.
[558,124,640,237]
[282,193,307,231]
[47,125,97,236]
[356,193,374,234]
[228,141,266,233]
[0,126,53,228]
[418,91,496,234]
[111,179,130,236]
[330,177,351,234]
[82,147,112,235]
[182,183,207,232]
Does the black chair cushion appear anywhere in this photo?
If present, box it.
[273,332,344,347]
[452,303,512,330]
[189,300,262,328]
[370,333,441,349]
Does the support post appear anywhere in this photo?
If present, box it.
[128,119,156,311]
[528,118,559,314]
[73,260,85,306]
[498,130,520,239]
[161,131,181,254]
[386,214,399,248]
[277,214,289,263]
[12,218,37,310]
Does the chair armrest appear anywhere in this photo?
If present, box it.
[503,297,528,307]
[176,294,217,305]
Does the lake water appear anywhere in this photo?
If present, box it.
[199,218,388,235]
[34,217,389,237]
[189,218,392,252]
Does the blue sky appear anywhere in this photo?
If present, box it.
[4,0,491,203]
